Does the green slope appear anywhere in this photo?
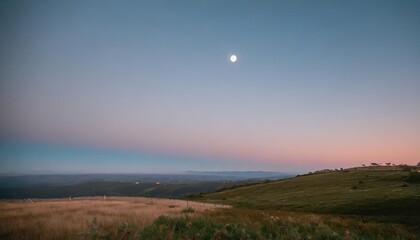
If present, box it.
[200,167,420,217]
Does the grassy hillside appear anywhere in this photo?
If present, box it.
[198,167,420,218]
[0,197,225,240]
[138,208,417,239]
[2,167,419,239]
[2,197,416,239]
[0,181,258,199]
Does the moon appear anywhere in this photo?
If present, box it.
[230,55,237,63]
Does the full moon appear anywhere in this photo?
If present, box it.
[230,55,237,63]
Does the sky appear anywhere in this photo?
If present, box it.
[1,0,420,174]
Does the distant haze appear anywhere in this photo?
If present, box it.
[1,1,420,173]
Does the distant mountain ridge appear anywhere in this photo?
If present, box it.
[185,171,295,179]
[0,171,295,189]
[0,171,295,199]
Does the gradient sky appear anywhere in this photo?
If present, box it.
[1,0,420,173]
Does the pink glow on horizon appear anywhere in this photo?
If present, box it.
[14,122,419,168]
[5,100,419,169]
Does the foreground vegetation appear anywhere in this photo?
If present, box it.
[1,166,419,239]
[2,199,413,239]
[191,166,419,238]
[0,197,224,239]
[198,166,420,215]
[138,208,416,240]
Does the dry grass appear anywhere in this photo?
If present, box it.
[0,197,227,240]
[204,208,417,239]
[137,208,417,239]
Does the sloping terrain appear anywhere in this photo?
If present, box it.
[0,197,226,240]
[0,181,247,199]
[0,172,293,199]
[2,167,418,239]
[200,167,420,218]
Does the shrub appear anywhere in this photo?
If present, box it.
[78,217,112,240]
[181,207,195,214]
[139,216,259,240]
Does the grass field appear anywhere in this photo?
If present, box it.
[1,197,415,239]
[1,166,419,239]
[137,208,417,239]
[0,197,226,239]
[190,166,420,238]
[198,167,420,217]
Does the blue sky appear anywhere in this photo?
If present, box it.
[1,0,419,173]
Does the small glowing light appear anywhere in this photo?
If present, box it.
[230,55,237,63]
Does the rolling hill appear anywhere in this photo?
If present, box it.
[197,166,420,219]
[2,166,419,239]
[0,172,294,199]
